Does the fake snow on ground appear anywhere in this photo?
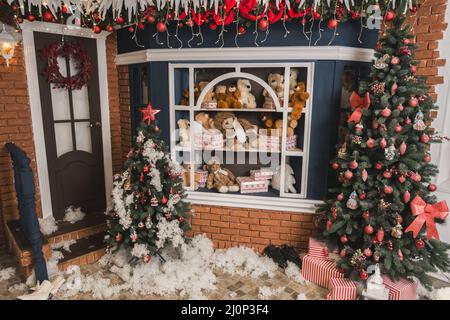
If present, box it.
[0,266,15,282]
[51,239,77,252]
[63,206,85,224]
[56,235,279,300]
[39,216,58,235]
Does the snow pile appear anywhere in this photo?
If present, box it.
[26,250,64,286]
[432,287,450,300]
[284,262,307,284]
[8,283,28,294]
[155,218,185,249]
[39,216,58,235]
[52,239,77,252]
[258,286,284,300]
[297,293,308,300]
[0,267,15,282]
[63,206,85,224]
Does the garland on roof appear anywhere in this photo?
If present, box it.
[1,0,419,35]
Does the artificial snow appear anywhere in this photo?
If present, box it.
[296,293,308,300]
[284,262,307,284]
[51,239,77,252]
[0,267,15,282]
[258,286,284,300]
[63,206,85,224]
[26,250,64,287]
[432,287,450,300]
[8,283,28,294]
[39,216,58,235]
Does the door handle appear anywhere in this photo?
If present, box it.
[89,122,102,128]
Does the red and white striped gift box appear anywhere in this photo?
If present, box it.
[381,275,417,300]
[301,254,343,289]
[326,277,358,300]
[308,238,329,258]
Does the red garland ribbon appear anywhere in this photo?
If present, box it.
[40,41,93,91]
[405,195,448,240]
[347,91,371,123]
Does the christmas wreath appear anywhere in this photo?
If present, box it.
[40,41,93,90]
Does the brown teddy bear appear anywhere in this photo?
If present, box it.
[215,85,228,108]
[204,157,239,193]
[198,81,216,106]
[179,89,190,106]
[288,81,310,135]
[263,73,284,109]
[225,84,242,108]
[195,112,216,131]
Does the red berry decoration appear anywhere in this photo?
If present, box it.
[375,162,383,170]
[416,239,425,249]
[16,16,23,24]
[340,234,348,244]
[128,26,135,33]
[43,11,54,22]
[209,23,217,30]
[409,97,418,107]
[106,25,114,32]
[146,15,155,24]
[138,23,145,30]
[381,108,391,117]
[258,19,269,31]
[327,19,338,29]
[27,14,36,22]
[362,211,370,220]
[383,185,393,194]
[360,270,369,280]
[364,225,374,235]
[238,26,246,35]
[359,193,366,200]
[351,11,361,20]
[410,6,418,13]
[344,170,353,180]
[331,162,340,170]
[428,184,437,192]
[349,160,358,170]
[420,134,430,143]
[93,25,102,34]
[178,216,184,222]
[143,255,152,263]
[156,21,166,33]
[385,11,395,21]
[116,16,125,24]
[143,165,149,174]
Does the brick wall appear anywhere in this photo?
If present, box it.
[118,65,132,164]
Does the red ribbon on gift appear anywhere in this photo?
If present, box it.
[405,195,449,240]
[348,91,371,123]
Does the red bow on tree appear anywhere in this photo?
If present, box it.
[405,195,449,240]
[348,91,371,123]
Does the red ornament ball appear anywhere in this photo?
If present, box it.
[410,6,418,13]
[327,19,338,29]
[416,239,425,249]
[364,224,374,235]
[423,155,432,163]
[116,16,125,24]
[27,14,36,22]
[397,104,404,111]
[385,11,396,22]
[428,184,437,192]
[337,193,344,201]
[93,25,102,34]
[351,11,361,20]
[383,170,392,179]
[238,26,246,35]
[312,11,321,20]
[362,211,370,220]
[360,270,369,280]
[258,19,269,31]
[363,248,373,257]
[381,108,392,118]
[143,255,152,263]
[340,234,348,244]
[138,23,145,30]
[340,249,346,258]
[43,11,54,22]
[128,26,135,33]
[420,134,430,143]
[209,23,217,30]
[398,175,406,184]
[411,65,417,74]
[359,193,366,200]
[405,117,412,125]
[16,16,23,24]
[366,138,375,149]
[344,170,353,180]
[375,162,383,170]
[410,173,422,182]
[331,162,340,170]
[61,6,68,14]
[383,185,393,194]
[115,233,123,242]
[178,216,184,222]
[390,56,400,65]
[11,4,17,10]
[409,97,418,107]
[156,21,167,33]
[395,124,402,133]
[106,25,114,32]
[161,196,168,204]
[146,15,156,24]
[349,160,358,170]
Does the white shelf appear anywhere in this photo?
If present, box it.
[285,148,304,156]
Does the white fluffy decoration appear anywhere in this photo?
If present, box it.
[26,250,64,286]
[258,286,284,300]
[39,216,58,235]
[52,239,77,252]
[0,267,15,282]
[297,293,308,300]
[8,282,28,294]
[63,206,86,224]
[130,243,150,258]
[432,287,450,300]
[155,219,185,249]
[284,262,307,284]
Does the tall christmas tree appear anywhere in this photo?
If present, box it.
[317,17,450,288]
[106,103,191,263]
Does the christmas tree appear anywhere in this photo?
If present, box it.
[317,17,450,288]
[106,103,191,263]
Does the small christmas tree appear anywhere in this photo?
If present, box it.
[106,103,191,263]
[317,17,450,288]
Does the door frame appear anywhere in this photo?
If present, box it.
[21,21,113,219]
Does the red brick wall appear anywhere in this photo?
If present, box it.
[118,65,132,163]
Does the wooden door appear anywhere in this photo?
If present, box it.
[34,32,106,220]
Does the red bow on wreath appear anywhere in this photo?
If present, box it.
[348,91,371,123]
[405,195,449,240]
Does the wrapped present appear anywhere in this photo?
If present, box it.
[194,132,224,149]
[301,254,343,289]
[250,168,274,181]
[201,102,217,109]
[236,177,269,194]
[195,170,208,188]
[258,133,280,152]
[286,135,298,151]
[308,238,329,259]
[381,275,417,300]
[327,277,358,300]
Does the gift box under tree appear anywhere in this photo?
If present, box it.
[301,254,344,289]
[326,277,358,300]
[381,275,417,300]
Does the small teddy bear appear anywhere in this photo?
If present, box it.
[204,157,239,193]
[263,73,284,109]
[194,112,217,132]
[215,85,228,108]
[179,89,190,106]
[177,119,190,147]
[289,69,299,95]
[213,112,246,149]
[237,79,257,109]
[198,81,216,107]
[226,84,242,108]
[238,118,259,149]
[272,164,297,193]
[288,81,310,135]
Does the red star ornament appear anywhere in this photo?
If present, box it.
[140,103,160,125]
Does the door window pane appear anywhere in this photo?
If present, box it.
[72,86,90,119]
[75,122,92,153]
[51,87,71,120]
[54,122,73,157]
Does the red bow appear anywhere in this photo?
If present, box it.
[348,91,371,123]
[405,195,448,240]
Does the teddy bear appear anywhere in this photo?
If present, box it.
[213,112,246,149]
[237,79,257,109]
[226,84,242,108]
[288,81,310,135]
[238,118,259,149]
[198,81,216,107]
[204,157,239,193]
[272,164,297,193]
[179,89,190,106]
[177,119,190,147]
[263,73,284,109]
[289,69,299,95]
[182,162,199,190]
[215,85,228,108]
[194,112,218,132]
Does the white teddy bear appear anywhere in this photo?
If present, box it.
[272,164,297,193]
[237,79,257,109]
[177,119,190,147]
[289,69,299,95]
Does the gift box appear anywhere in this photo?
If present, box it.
[195,170,208,188]
[236,177,269,194]
[308,238,329,259]
[250,168,274,181]
[194,131,224,149]
[326,277,358,300]
[286,135,298,151]
[258,133,280,152]
[201,102,217,109]
[301,254,343,289]
[381,275,417,300]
